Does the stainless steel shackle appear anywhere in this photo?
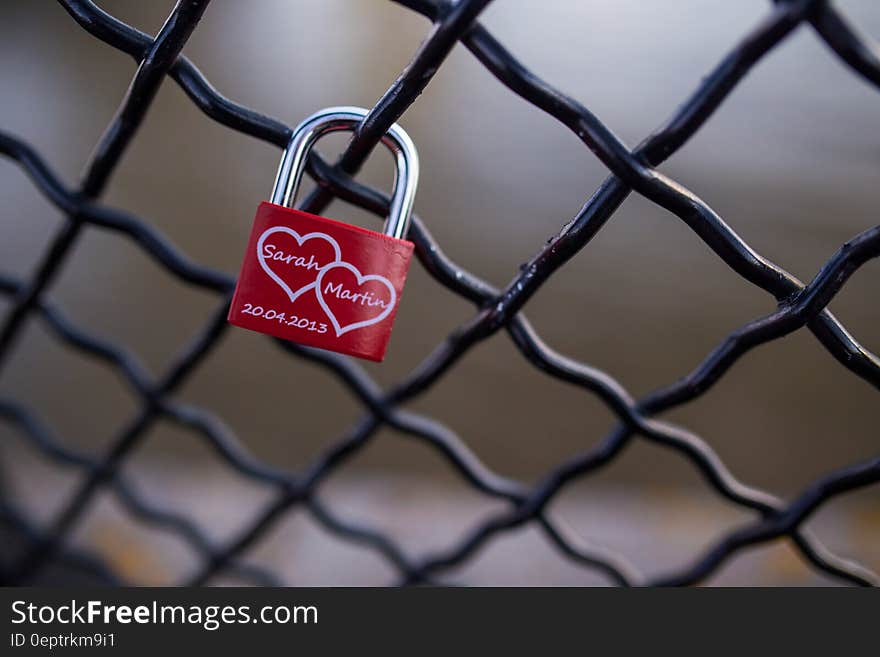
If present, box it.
[270,106,419,240]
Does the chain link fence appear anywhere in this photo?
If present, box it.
[0,0,878,586]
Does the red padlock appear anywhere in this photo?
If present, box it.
[228,107,419,362]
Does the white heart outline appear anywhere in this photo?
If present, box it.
[315,261,397,337]
[256,227,342,304]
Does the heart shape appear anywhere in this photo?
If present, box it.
[256,227,341,304]
[315,261,397,336]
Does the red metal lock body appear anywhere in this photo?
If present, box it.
[228,107,419,362]
[228,202,413,361]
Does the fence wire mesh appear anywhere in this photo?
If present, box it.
[0,0,879,586]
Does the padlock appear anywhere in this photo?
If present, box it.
[227,106,418,362]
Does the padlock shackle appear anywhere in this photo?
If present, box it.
[270,106,419,241]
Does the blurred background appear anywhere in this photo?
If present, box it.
[0,0,878,585]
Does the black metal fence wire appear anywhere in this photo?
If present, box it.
[0,0,879,586]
